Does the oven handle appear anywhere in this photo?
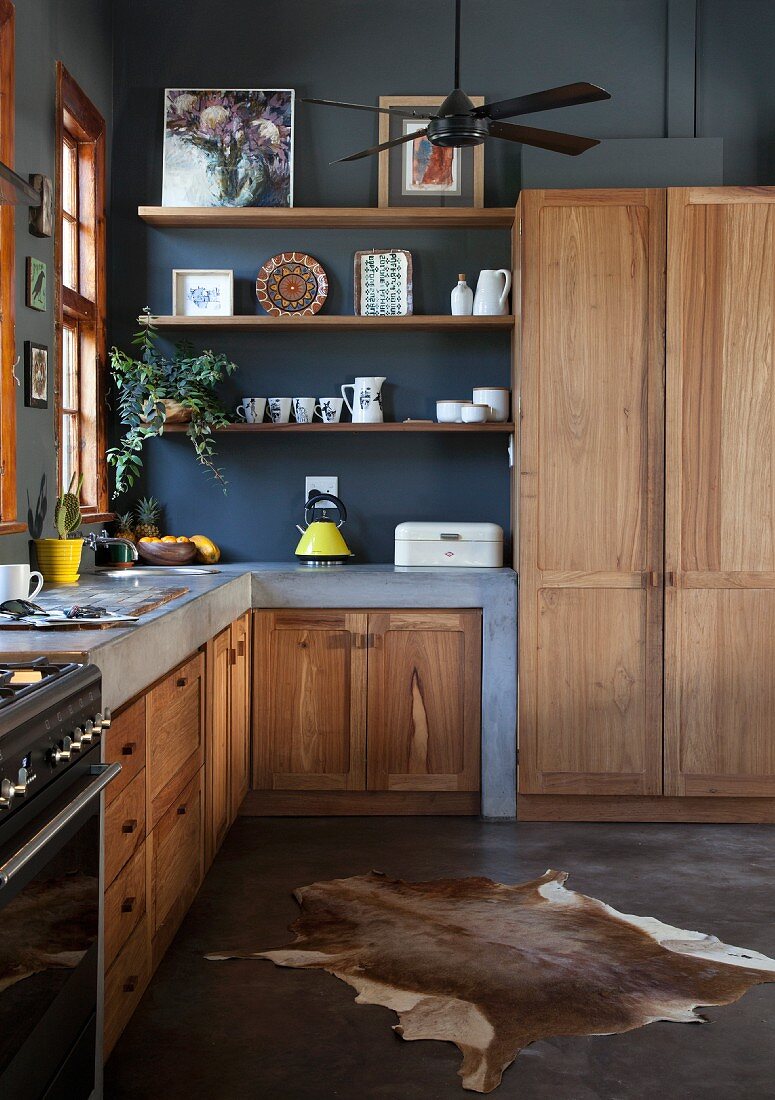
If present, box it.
[0,762,122,889]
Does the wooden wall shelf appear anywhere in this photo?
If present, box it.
[138,205,515,229]
[162,422,515,435]
[145,314,513,332]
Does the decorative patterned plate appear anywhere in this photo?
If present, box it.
[256,252,328,316]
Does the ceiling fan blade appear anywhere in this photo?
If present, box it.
[331,128,427,165]
[476,82,611,121]
[488,121,599,156]
[303,97,422,118]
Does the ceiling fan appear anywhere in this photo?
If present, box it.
[303,0,610,163]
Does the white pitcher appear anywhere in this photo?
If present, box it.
[473,269,512,316]
[341,376,386,423]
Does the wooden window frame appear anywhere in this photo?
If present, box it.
[55,62,111,520]
[0,0,24,534]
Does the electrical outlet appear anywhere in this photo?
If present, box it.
[305,475,338,508]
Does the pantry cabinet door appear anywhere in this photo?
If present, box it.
[229,612,251,821]
[366,610,481,792]
[207,627,231,862]
[252,610,367,790]
[665,187,775,796]
[518,189,666,796]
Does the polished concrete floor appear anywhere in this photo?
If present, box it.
[105,818,775,1099]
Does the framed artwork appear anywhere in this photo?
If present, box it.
[162,89,294,207]
[354,249,413,316]
[24,341,48,408]
[378,95,484,208]
[172,269,234,316]
[25,257,46,311]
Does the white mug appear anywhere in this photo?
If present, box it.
[341,376,386,423]
[268,397,292,424]
[436,399,471,424]
[292,397,316,424]
[0,564,44,602]
[461,403,489,424]
[316,397,344,423]
[236,397,267,424]
[473,269,512,316]
[472,387,510,422]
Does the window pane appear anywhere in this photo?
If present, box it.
[62,323,78,409]
[62,138,76,216]
[61,414,79,492]
[62,216,77,291]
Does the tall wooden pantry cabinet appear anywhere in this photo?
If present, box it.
[517,186,775,822]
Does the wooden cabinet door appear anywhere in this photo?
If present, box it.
[518,189,666,796]
[150,767,204,965]
[229,612,251,821]
[147,652,205,828]
[207,627,231,861]
[665,187,775,796]
[366,610,481,792]
[252,610,367,790]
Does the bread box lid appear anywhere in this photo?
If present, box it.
[395,521,503,543]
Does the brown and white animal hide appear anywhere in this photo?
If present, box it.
[0,873,98,994]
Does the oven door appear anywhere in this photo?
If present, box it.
[0,747,120,1100]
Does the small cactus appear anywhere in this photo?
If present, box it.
[54,472,83,539]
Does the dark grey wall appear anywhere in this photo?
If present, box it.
[1,0,112,564]
[105,0,775,563]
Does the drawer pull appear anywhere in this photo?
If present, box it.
[123,975,139,994]
[121,742,136,756]
[229,648,237,666]
[121,896,136,913]
[237,640,245,657]
[177,804,187,815]
[121,819,138,834]
[176,677,188,688]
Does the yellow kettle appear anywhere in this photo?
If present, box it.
[295,491,354,566]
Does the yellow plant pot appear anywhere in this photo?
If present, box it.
[34,538,84,584]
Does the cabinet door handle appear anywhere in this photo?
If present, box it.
[121,896,136,913]
[648,571,660,588]
[229,648,237,666]
[123,976,139,994]
[665,571,677,588]
[121,742,136,756]
[237,640,245,658]
[176,677,188,688]
[121,819,138,834]
[177,804,187,815]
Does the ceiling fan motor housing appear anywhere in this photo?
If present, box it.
[429,88,488,147]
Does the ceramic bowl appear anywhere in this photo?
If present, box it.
[461,403,489,424]
[137,540,198,565]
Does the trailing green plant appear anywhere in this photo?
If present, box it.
[107,309,238,497]
[54,472,83,538]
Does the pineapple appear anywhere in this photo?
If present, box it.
[134,496,162,540]
[114,511,135,543]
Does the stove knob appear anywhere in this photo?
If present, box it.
[13,767,29,797]
[52,736,73,763]
[101,709,112,730]
[81,720,95,744]
[70,727,84,752]
[0,778,14,806]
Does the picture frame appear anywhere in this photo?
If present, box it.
[24,341,48,408]
[377,95,484,208]
[172,269,234,317]
[25,257,47,311]
[162,89,294,208]
[354,249,413,316]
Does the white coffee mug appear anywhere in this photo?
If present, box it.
[0,564,44,602]
[436,399,471,424]
[292,397,316,424]
[316,397,344,423]
[236,397,267,424]
[268,397,292,424]
[461,403,489,424]
[472,387,510,422]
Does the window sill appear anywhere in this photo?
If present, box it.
[0,521,28,536]
[81,512,115,526]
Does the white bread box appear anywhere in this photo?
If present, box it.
[394,522,503,567]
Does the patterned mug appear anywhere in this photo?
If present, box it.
[315,397,344,424]
[292,397,316,424]
[268,398,292,424]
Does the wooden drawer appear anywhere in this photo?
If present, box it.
[104,697,146,806]
[104,767,146,886]
[104,842,147,970]
[150,766,203,966]
[104,914,150,1060]
[148,653,204,829]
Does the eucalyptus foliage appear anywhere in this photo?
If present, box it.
[107,309,237,497]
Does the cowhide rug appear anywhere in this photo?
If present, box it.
[206,869,775,1093]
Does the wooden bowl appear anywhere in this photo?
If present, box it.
[137,540,198,565]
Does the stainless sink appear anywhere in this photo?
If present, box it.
[97,566,221,577]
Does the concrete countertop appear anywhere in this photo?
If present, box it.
[0,563,517,817]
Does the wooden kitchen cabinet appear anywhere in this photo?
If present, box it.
[229,612,251,820]
[367,611,481,791]
[147,651,205,829]
[206,626,231,863]
[149,767,204,967]
[103,915,151,1059]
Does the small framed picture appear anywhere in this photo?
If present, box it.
[172,269,234,316]
[378,95,484,208]
[354,249,413,316]
[24,341,48,408]
[26,257,47,311]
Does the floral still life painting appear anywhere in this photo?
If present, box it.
[163,89,294,207]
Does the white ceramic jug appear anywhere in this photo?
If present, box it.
[473,269,512,316]
[341,376,386,423]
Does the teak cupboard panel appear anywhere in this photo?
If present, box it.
[252,610,367,790]
[518,189,665,796]
[366,611,481,791]
[230,612,251,818]
[150,767,204,966]
[665,186,775,796]
[147,651,204,828]
[207,627,231,861]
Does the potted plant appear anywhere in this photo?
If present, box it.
[107,309,238,497]
[34,473,84,583]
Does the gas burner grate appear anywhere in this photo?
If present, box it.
[0,657,84,708]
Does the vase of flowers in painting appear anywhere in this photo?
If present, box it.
[162,89,294,208]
